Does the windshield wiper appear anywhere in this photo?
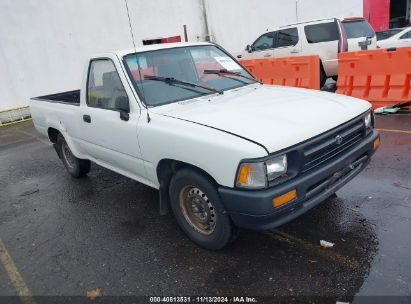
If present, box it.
[204,69,262,84]
[144,75,223,95]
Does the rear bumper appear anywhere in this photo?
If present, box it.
[218,130,379,230]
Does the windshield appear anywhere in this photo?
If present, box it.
[342,20,375,39]
[123,45,255,107]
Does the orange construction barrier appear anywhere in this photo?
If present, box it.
[337,47,411,109]
[240,56,320,90]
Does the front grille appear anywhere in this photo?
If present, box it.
[301,118,365,173]
[304,154,369,201]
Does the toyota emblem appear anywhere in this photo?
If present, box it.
[335,135,343,145]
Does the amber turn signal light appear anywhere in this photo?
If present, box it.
[272,189,297,208]
[237,164,251,184]
[374,137,380,150]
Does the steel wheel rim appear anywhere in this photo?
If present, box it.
[179,185,217,235]
[62,141,75,169]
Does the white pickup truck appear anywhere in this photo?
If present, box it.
[30,42,380,250]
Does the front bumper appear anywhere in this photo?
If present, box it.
[218,130,379,230]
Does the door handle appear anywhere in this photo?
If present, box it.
[290,49,299,54]
[83,115,91,123]
[263,53,271,57]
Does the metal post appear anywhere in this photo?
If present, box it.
[183,24,188,42]
[201,0,211,41]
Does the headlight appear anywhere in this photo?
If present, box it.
[236,155,287,189]
[364,112,373,129]
[266,155,288,181]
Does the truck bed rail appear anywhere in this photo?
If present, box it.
[32,90,80,105]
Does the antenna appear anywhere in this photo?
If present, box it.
[124,0,136,51]
[123,0,148,113]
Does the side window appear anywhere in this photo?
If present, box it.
[376,31,389,41]
[277,27,299,48]
[252,32,275,51]
[305,22,340,43]
[87,59,128,110]
[378,32,385,40]
[400,31,411,39]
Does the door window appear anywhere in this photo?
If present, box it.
[87,59,128,110]
[252,32,275,51]
[304,22,339,43]
[277,28,299,48]
[400,31,411,39]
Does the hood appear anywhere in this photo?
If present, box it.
[150,84,371,153]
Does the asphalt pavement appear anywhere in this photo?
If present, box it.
[0,115,410,303]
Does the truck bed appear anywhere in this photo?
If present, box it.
[32,90,80,105]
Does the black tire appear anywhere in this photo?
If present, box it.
[320,68,327,89]
[56,134,91,178]
[169,168,239,250]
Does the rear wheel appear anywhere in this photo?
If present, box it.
[57,134,90,178]
[169,168,239,250]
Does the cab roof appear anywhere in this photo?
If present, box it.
[114,42,213,58]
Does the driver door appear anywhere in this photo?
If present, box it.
[81,58,146,180]
[243,31,276,59]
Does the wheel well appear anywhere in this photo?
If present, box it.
[156,159,218,215]
[47,127,60,143]
[157,159,218,186]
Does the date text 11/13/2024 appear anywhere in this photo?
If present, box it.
[149,296,258,303]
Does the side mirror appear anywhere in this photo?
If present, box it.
[246,45,253,53]
[115,96,130,121]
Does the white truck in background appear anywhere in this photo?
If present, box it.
[30,42,380,250]
[237,17,377,87]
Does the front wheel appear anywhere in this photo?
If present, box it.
[169,168,239,250]
[56,134,91,178]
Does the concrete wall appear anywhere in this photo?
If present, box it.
[0,0,127,110]
[0,0,362,110]
[0,0,206,110]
